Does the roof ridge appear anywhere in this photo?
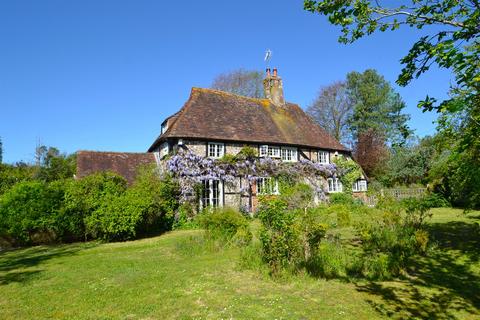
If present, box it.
[77,150,152,155]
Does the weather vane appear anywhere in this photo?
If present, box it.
[264,49,272,67]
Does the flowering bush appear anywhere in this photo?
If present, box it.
[166,149,338,204]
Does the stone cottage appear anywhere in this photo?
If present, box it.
[77,68,367,211]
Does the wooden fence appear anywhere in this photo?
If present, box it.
[365,188,426,207]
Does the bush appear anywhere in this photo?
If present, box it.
[280,183,314,209]
[85,169,179,241]
[0,180,66,245]
[198,207,251,245]
[173,203,198,230]
[64,172,127,241]
[307,241,352,279]
[329,193,356,206]
[257,197,300,274]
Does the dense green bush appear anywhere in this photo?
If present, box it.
[198,207,251,245]
[0,180,66,245]
[64,172,127,241]
[172,202,198,230]
[86,169,179,241]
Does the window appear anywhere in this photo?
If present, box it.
[327,178,343,193]
[201,180,223,208]
[318,151,329,164]
[281,147,297,162]
[159,142,169,158]
[161,122,168,134]
[353,180,367,192]
[208,142,224,158]
[259,145,268,157]
[257,177,279,195]
[259,145,281,158]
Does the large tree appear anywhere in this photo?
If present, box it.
[0,137,3,164]
[211,69,264,98]
[303,0,479,141]
[307,81,353,144]
[347,69,411,146]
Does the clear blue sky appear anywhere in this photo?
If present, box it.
[0,0,453,164]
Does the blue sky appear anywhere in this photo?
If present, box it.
[0,0,453,164]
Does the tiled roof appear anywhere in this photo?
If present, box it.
[149,88,349,152]
[76,151,156,184]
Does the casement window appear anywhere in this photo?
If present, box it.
[327,178,343,193]
[257,177,279,195]
[281,147,298,162]
[318,151,330,164]
[201,180,223,208]
[159,142,169,158]
[352,180,367,192]
[208,142,224,158]
[259,145,268,157]
[259,145,280,158]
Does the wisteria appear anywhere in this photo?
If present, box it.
[165,149,338,202]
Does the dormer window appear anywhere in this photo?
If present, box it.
[161,122,168,135]
[208,142,224,158]
[318,151,330,164]
[281,147,297,162]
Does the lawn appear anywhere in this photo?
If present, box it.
[0,208,479,319]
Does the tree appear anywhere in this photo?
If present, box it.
[34,145,76,182]
[307,81,353,143]
[353,128,389,177]
[211,69,264,98]
[0,136,3,163]
[347,69,411,146]
[303,0,479,114]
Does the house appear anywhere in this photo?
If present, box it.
[77,68,367,211]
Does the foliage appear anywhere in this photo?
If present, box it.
[167,150,336,203]
[354,128,389,178]
[279,182,314,209]
[211,68,265,98]
[332,156,362,194]
[256,196,328,275]
[0,136,2,163]
[346,69,411,146]
[0,180,66,245]
[0,162,35,195]
[34,146,76,182]
[306,81,353,143]
[85,168,179,241]
[173,202,199,230]
[304,0,479,114]
[198,207,251,245]
[329,192,356,206]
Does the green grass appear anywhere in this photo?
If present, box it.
[1,208,479,319]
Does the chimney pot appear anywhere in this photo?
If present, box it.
[266,68,271,77]
[273,68,278,77]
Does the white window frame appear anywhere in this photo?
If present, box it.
[208,142,225,159]
[281,147,297,162]
[259,145,268,157]
[353,180,367,192]
[259,145,281,158]
[201,179,223,209]
[318,151,330,164]
[159,142,169,158]
[327,178,343,193]
[257,177,280,195]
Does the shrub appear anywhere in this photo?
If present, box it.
[0,180,66,245]
[280,183,314,209]
[326,204,352,227]
[307,241,352,279]
[198,207,251,245]
[329,193,356,206]
[85,169,179,241]
[173,203,198,230]
[64,172,127,241]
[257,197,300,274]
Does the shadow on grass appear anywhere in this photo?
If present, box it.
[0,243,97,285]
[356,218,480,319]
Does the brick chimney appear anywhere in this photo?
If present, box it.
[263,67,285,106]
